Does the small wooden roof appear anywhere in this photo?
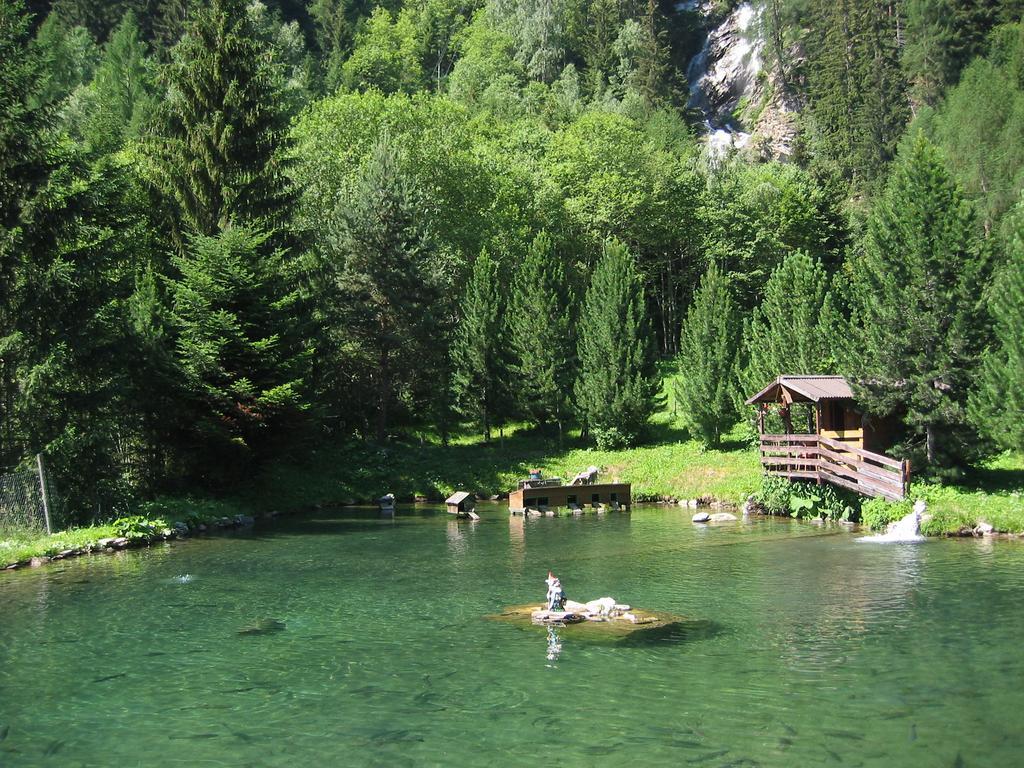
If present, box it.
[746,375,854,405]
[446,491,472,505]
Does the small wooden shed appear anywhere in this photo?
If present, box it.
[746,375,909,500]
[446,491,475,517]
[745,375,890,451]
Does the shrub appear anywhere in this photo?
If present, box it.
[860,497,911,531]
[112,515,168,539]
[756,476,857,520]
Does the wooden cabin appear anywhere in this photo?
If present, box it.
[746,375,909,500]
[508,474,631,513]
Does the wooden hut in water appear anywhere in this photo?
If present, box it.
[446,491,477,519]
[508,471,630,514]
[745,375,909,501]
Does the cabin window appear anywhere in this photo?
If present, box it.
[591,493,601,504]
[567,494,577,505]
[524,497,536,507]
[610,493,618,502]
[537,497,549,507]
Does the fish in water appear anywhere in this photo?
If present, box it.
[953,753,965,768]
[687,749,729,764]
[824,730,864,741]
[169,733,220,741]
[43,740,64,756]
[237,618,286,636]
[825,747,843,762]
[909,724,917,742]
[92,673,127,683]
[0,725,8,742]
[171,574,194,584]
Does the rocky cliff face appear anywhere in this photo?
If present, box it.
[684,1,798,161]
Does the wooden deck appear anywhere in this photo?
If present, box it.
[759,434,910,501]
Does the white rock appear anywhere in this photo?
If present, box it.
[709,512,738,522]
[692,512,711,523]
[976,522,994,535]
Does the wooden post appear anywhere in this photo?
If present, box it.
[36,453,53,535]
[901,459,911,499]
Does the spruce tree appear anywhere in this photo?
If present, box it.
[676,262,740,447]
[451,249,509,442]
[970,200,1024,452]
[170,225,306,479]
[849,134,989,471]
[148,0,294,244]
[575,239,658,449]
[82,11,155,154]
[507,231,575,436]
[327,137,441,443]
[741,251,835,396]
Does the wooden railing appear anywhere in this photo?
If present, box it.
[759,434,910,501]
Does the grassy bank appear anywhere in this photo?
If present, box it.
[860,451,1024,535]
[244,418,763,511]
[5,418,1024,569]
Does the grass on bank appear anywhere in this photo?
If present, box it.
[5,413,1024,567]
[243,416,763,512]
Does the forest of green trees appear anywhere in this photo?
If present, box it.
[2,0,1023,520]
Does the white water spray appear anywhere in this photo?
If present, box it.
[857,501,927,543]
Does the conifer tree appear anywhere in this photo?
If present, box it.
[327,138,441,443]
[849,134,989,471]
[575,239,658,449]
[170,225,307,479]
[82,11,155,154]
[741,251,835,396]
[970,201,1024,452]
[148,0,294,244]
[450,249,509,442]
[676,262,740,447]
[507,231,575,436]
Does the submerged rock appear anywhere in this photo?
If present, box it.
[237,618,286,636]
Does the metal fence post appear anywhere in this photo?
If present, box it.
[36,453,53,535]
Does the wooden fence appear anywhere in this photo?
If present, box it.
[759,434,910,501]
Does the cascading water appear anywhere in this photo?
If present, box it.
[857,501,928,543]
[682,1,763,158]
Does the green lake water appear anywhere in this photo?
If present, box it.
[1,505,1023,767]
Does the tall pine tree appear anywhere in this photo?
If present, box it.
[969,198,1024,452]
[849,134,989,471]
[676,262,740,447]
[326,137,442,443]
[741,250,836,396]
[507,231,575,436]
[148,0,294,245]
[450,249,510,442]
[575,239,658,449]
[170,225,307,481]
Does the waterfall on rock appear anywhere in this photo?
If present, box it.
[683,1,762,158]
[681,0,797,160]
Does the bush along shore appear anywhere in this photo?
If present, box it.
[0,501,267,571]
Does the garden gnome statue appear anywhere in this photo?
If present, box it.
[545,571,566,611]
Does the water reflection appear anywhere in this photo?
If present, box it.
[546,626,562,664]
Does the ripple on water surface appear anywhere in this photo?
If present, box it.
[1,507,1023,766]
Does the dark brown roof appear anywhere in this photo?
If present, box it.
[745,376,854,405]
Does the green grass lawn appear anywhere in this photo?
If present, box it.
[244,415,763,511]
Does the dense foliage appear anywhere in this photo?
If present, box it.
[1,0,1023,521]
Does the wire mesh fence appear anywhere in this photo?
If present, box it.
[0,457,57,535]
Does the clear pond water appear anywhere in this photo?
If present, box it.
[1,505,1022,767]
